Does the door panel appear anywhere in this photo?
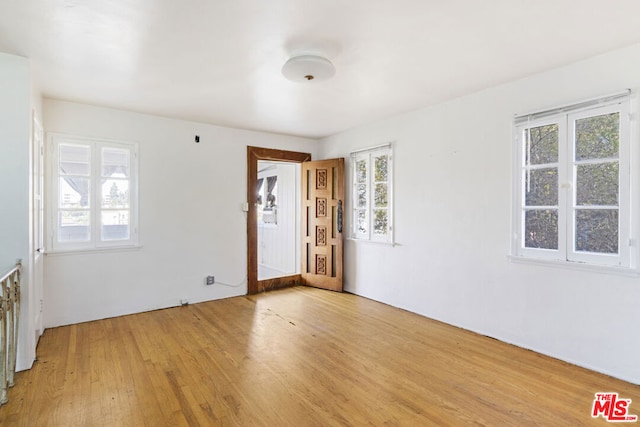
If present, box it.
[301,158,344,291]
[32,114,44,340]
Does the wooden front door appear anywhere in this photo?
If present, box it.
[301,158,344,292]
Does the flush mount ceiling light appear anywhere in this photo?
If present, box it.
[282,55,336,82]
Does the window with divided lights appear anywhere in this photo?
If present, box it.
[513,93,636,269]
[351,145,393,243]
[49,135,138,251]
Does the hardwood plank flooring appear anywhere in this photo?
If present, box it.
[0,287,638,426]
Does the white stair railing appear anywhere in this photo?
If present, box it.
[0,259,21,406]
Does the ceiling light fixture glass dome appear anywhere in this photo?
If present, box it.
[282,55,336,82]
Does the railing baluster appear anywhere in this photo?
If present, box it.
[0,260,21,406]
[0,275,8,405]
[8,266,20,387]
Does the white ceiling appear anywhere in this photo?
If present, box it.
[2,1,640,139]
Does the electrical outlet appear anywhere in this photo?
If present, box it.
[206,276,215,285]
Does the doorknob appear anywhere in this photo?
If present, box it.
[337,200,343,233]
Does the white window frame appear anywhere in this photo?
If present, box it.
[512,93,637,270]
[350,143,394,244]
[48,133,139,252]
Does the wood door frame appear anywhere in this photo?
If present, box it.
[247,146,311,294]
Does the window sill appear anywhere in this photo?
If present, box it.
[346,237,397,247]
[507,255,640,277]
[45,245,143,257]
[258,223,278,229]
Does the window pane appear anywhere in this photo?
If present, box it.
[59,144,90,176]
[59,177,90,208]
[524,168,557,206]
[526,124,558,165]
[575,209,618,254]
[102,147,130,177]
[357,184,367,208]
[102,211,130,241]
[576,162,618,206]
[374,183,388,207]
[374,155,388,182]
[373,209,388,235]
[356,159,367,183]
[524,209,558,249]
[102,179,130,208]
[267,180,277,208]
[356,209,367,234]
[575,112,619,161]
[58,211,90,242]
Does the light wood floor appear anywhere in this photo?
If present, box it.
[0,287,638,426]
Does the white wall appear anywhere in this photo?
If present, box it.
[0,51,41,371]
[43,100,318,327]
[0,53,30,274]
[320,43,640,384]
